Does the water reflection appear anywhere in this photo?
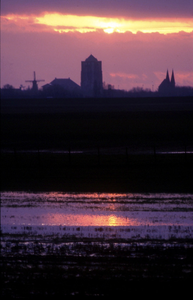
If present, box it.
[44,213,137,226]
[1,192,193,227]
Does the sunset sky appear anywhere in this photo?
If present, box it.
[1,0,193,91]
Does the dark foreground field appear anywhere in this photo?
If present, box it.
[1,109,193,192]
[1,105,193,296]
[1,151,193,193]
[1,109,193,149]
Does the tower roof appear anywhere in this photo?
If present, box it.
[85,54,98,62]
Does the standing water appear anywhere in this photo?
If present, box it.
[1,192,193,240]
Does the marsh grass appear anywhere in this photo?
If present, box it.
[1,237,193,297]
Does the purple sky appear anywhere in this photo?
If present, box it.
[2,0,193,18]
[1,0,193,90]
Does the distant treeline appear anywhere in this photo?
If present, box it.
[1,85,193,99]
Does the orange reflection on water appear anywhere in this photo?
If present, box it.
[47,192,127,198]
[44,213,138,226]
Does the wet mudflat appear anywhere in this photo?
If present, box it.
[1,192,193,297]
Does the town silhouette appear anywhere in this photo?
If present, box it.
[1,54,193,99]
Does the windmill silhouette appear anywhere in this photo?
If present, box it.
[25,72,45,92]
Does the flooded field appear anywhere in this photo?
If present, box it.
[1,192,193,297]
[2,191,193,246]
[2,191,193,231]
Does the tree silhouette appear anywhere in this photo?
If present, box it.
[3,84,14,89]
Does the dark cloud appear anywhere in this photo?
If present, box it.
[2,0,193,18]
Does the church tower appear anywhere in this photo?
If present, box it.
[158,70,176,95]
[81,55,103,97]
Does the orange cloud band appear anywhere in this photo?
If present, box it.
[2,13,193,34]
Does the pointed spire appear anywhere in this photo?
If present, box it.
[166,70,170,83]
[171,70,175,87]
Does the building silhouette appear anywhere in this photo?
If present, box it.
[42,78,81,97]
[158,70,175,94]
[81,55,103,97]
[49,78,80,91]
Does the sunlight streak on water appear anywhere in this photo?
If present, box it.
[43,213,135,226]
[1,192,193,227]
